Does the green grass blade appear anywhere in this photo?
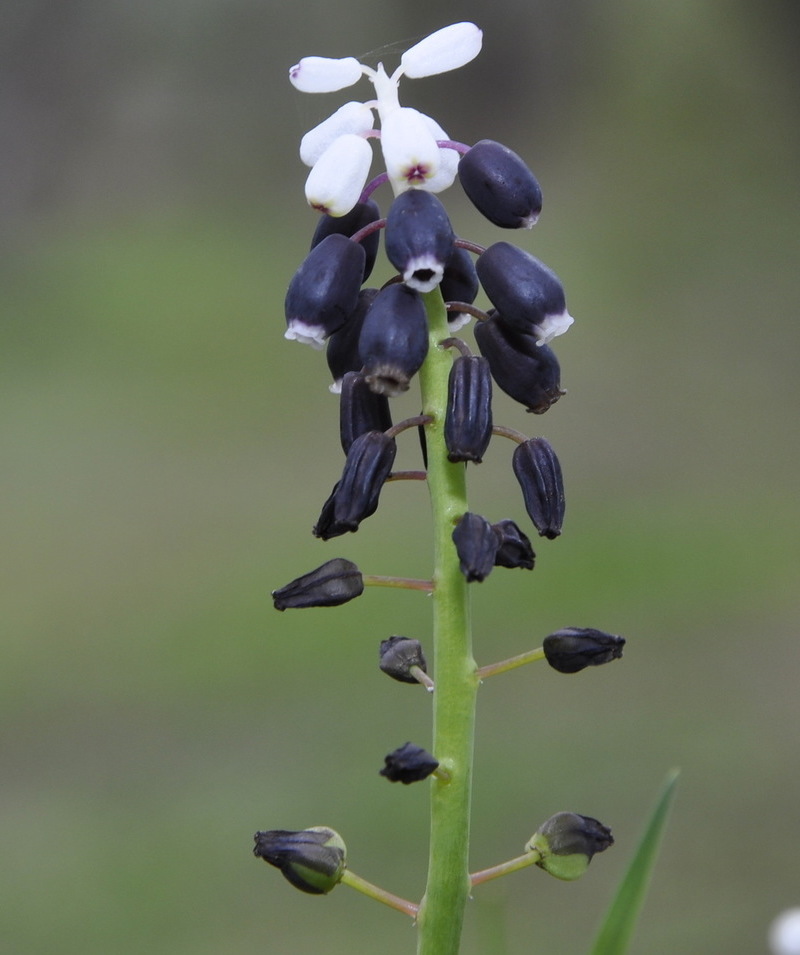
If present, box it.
[590,770,679,955]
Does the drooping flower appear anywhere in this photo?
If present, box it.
[289,23,483,215]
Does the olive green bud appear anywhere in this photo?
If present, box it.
[253,826,347,895]
[526,812,613,881]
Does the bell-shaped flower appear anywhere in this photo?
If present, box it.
[304,134,373,217]
[380,107,441,193]
[400,22,483,78]
[384,189,454,291]
[289,56,364,93]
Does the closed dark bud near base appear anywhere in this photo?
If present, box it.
[385,190,455,292]
[310,199,381,282]
[474,312,564,414]
[476,241,572,343]
[543,628,625,674]
[440,246,480,330]
[526,812,614,881]
[359,284,429,396]
[339,371,392,455]
[253,826,346,895]
[380,742,439,784]
[272,557,364,610]
[326,288,379,387]
[492,519,535,570]
[458,139,543,229]
[512,437,565,539]
[452,512,500,582]
[285,234,366,348]
[379,635,428,684]
[445,355,493,462]
[314,430,396,537]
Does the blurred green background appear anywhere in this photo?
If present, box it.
[2,1,798,952]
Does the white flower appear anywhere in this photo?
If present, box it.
[289,23,482,215]
[534,310,575,346]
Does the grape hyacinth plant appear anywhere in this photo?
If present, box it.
[256,22,672,954]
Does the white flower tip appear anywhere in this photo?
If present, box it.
[400,22,483,79]
[535,310,574,345]
[447,311,473,333]
[289,56,363,93]
[770,909,800,955]
[285,321,326,349]
[403,254,445,293]
[328,379,343,394]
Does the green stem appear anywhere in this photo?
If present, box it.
[415,289,479,955]
[340,869,419,918]
[476,647,546,680]
[469,850,542,888]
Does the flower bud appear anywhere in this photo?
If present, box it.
[304,133,373,217]
[440,246,479,330]
[543,628,625,674]
[379,635,428,684]
[526,812,614,881]
[339,371,392,454]
[458,139,543,228]
[380,742,439,784]
[452,512,499,582]
[326,288,379,387]
[289,56,363,93]
[474,312,565,414]
[385,190,455,292]
[492,519,535,570]
[300,101,374,167]
[445,356,493,463]
[476,241,573,344]
[380,107,441,193]
[512,437,565,539]
[359,283,429,396]
[272,558,363,610]
[253,826,347,895]
[313,430,396,538]
[310,199,382,282]
[285,234,366,348]
[400,22,483,79]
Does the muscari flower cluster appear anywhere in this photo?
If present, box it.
[262,22,621,901]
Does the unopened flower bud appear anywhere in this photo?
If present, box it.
[452,512,499,582]
[379,635,428,684]
[445,355,492,463]
[526,812,614,881]
[272,558,363,610]
[310,199,382,282]
[380,742,439,784]
[512,437,565,539]
[314,431,396,539]
[476,242,573,344]
[458,139,543,228]
[339,371,392,454]
[543,628,625,674]
[492,519,535,570]
[326,288,379,388]
[399,22,483,79]
[285,234,365,348]
[385,190,455,292]
[289,55,363,93]
[359,283,429,396]
[474,312,564,414]
[253,826,347,894]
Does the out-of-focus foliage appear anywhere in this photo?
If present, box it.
[2,1,798,953]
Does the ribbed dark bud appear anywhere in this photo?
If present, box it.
[380,742,439,784]
[359,284,429,396]
[452,512,500,582]
[476,241,573,344]
[474,312,565,414]
[339,371,392,455]
[512,437,565,539]
[326,288,379,387]
[384,190,455,292]
[492,519,535,570]
[543,628,625,674]
[285,234,366,348]
[526,813,614,881]
[379,635,428,684]
[458,139,543,229]
[310,199,381,282]
[440,246,480,330]
[253,827,346,895]
[313,430,397,539]
[445,356,493,463]
[272,558,363,610]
